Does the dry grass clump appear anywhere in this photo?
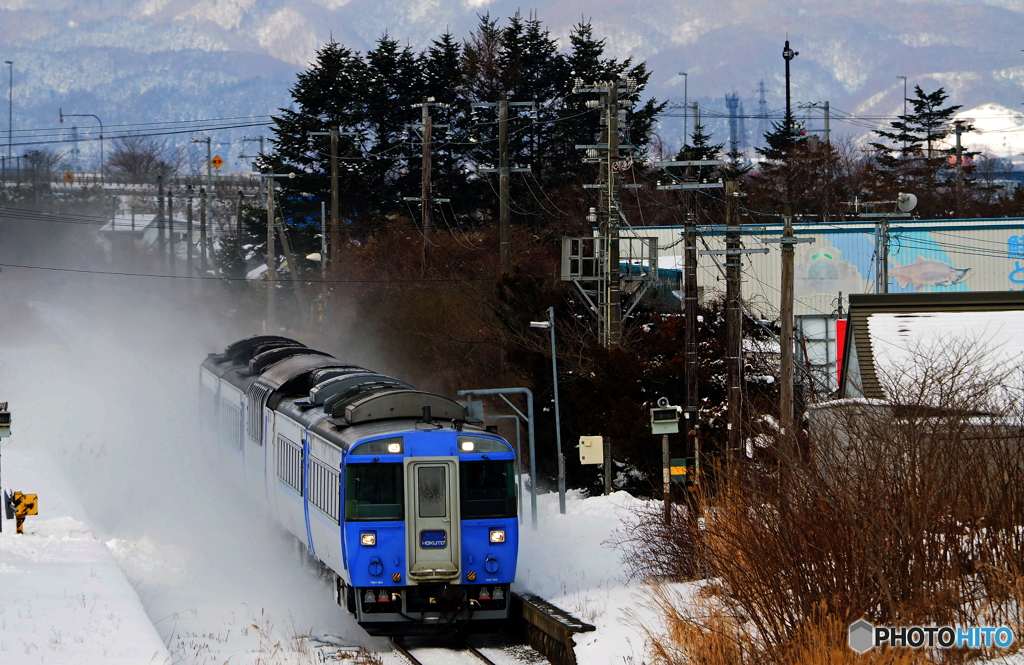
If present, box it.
[629,339,1024,664]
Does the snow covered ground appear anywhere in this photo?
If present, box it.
[516,490,677,665]
[0,447,170,664]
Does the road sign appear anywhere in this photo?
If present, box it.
[64,171,74,184]
[212,155,223,169]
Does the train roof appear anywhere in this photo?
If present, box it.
[202,336,473,442]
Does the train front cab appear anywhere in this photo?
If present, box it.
[343,431,518,635]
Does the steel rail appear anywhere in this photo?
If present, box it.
[386,638,499,665]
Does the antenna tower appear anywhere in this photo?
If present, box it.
[725,92,740,152]
[756,80,769,147]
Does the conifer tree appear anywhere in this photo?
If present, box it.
[671,119,723,183]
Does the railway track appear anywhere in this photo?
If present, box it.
[387,637,498,665]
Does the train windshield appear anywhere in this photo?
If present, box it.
[345,464,404,521]
[460,460,516,519]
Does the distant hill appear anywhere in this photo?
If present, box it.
[2,0,1023,171]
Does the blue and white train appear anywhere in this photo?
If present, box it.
[199,335,519,635]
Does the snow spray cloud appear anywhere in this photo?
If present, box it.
[849,619,1015,653]
[0,200,385,648]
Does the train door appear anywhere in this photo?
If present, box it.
[406,458,460,582]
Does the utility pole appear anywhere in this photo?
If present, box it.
[308,128,359,274]
[574,79,631,346]
[403,99,452,273]
[421,98,433,272]
[157,175,166,270]
[823,100,830,145]
[896,76,908,155]
[321,200,327,279]
[779,202,795,438]
[192,136,213,194]
[685,210,699,475]
[331,126,339,270]
[187,186,195,278]
[259,172,296,333]
[200,187,208,276]
[876,218,889,294]
[725,180,742,461]
[499,94,510,273]
[653,112,724,480]
[236,190,244,259]
[475,98,533,273]
[955,120,965,218]
[267,177,276,331]
[168,188,175,273]
[606,83,622,346]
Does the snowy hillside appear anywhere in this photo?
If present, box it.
[3,1,1024,169]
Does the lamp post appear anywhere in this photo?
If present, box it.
[679,71,688,145]
[4,61,10,164]
[896,75,908,156]
[60,109,103,185]
[530,306,565,515]
[782,40,798,144]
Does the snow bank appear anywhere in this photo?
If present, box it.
[0,449,171,664]
[517,490,690,664]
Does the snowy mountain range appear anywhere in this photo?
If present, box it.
[3,0,1024,171]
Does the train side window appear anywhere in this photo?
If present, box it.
[460,460,516,519]
[345,464,404,521]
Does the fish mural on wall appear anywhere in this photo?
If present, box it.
[889,256,971,291]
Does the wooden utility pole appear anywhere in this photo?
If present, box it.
[955,121,964,218]
[725,180,742,460]
[499,93,510,274]
[330,126,339,271]
[236,189,244,260]
[199,188,208,276]
[186,185,194,278]
[420,99,433,272]
[779,201,795,438]
[684,209,699,478]
[266,178,276,331]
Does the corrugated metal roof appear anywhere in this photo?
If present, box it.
[840,292,1024,399]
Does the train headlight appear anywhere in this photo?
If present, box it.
[360,532,376,546]
[387,442,402,453]
[489,529,505,543]
[460,440,475,452]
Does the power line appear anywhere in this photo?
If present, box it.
[0,260,497,283]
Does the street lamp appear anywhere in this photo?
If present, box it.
[679,71,688,146]
[4,61,10,164]
[60,108,103,185]
[530,306,565,515]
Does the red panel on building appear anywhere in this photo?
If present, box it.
[836,319,848,385]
